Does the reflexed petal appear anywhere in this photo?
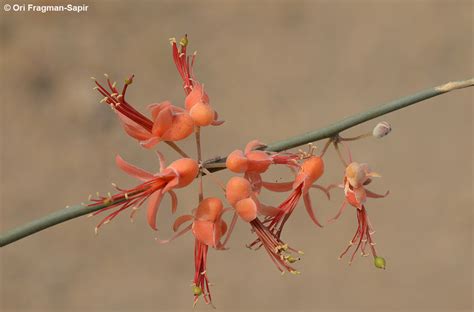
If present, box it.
[366,189,390,199]
[303,193,323,227]
[245,140,266,154]
[168,190,178,214]
[261,181,293,192]
[173,215,194,232]
[116,112,150,141]
[147,190,164,230]
[140,136,161,149]
[115,155,153,181]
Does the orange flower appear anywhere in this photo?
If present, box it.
[261,156,328,242]
[226,140,299,193]
[90,152,198,232]
[171,35,224,127]
[158,198,228,307]
[329,162,389,267]
[225,177,302,274]
[94,75,194,148]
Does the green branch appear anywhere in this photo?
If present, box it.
[1,78,472,247]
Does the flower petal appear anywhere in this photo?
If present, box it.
[168,190,178,214]
[147,190,164,230]
[328,200,347,223]
[303,193,323,227]
[173,214,194,232]
[261,181,293,192]
[140,136,161,149]
[245,140,266,154]
[116,112,150,141]
[366,189,390,199]
[234,198,258,222]
[115,155,153,181]
[157,223,192,244]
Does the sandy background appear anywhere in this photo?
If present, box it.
[1,1,472,311]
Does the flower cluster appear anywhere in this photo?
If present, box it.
[88,35,392,307]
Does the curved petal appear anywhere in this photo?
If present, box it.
[303,193,323,228]
[172,214,194,232]
[257,203,280,217]
[211,111,225,126]
[116,112,150,141]
[162,175,180,194]
[115,155,153,181]
[328,200,347,223]
[261,181,293,192]
[311,184,331,200]
[366,189,390,199]
[148,101,171,120]
[147,190,164,230]
[156,223,192,244]
[221,211,238,247]
[156,150,166,171]
[245,140,266,154]
[152,106,173,136]
[140,136,161,149]
[168,190,178,214]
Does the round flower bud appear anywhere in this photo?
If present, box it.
[192,285,202,296]
[374,256,386,269]
[372,121,392,138]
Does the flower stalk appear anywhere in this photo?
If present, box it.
[0,78,472,248]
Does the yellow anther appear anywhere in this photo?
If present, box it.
[179,35,188,47]
[192,285,202,296]
[290,270,301,275]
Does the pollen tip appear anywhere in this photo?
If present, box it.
[298,250,305,255]
[90,76,96,80]
[94,227,99,235]
[88,194,92,201]
[290,270,301,275]
[104,73,109,78]
[65,205,70,209]
[87,213,94,218]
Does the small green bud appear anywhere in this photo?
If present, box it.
[192,285,202,296]
[374,256,386,269]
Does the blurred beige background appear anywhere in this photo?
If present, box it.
[1,1,472,311]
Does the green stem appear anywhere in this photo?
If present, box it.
[1,78,472,247]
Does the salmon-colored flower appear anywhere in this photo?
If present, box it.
[329,162,389,267]
[94,75,194,148]
[90,152,198,232]
[158,198,228,306]
[226,140,299,192]
[225,177,302,274]
[170,35,223,127]
[259,156,328,243]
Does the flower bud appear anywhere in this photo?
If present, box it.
[372,121,391,138]
[374,256,386,269]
